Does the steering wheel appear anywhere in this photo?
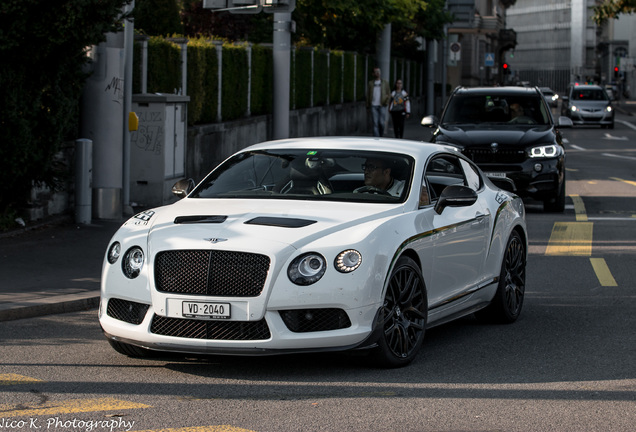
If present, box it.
[354,186,392,196]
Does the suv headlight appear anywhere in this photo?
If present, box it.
[606,106,612,113]
[528,144,560,158]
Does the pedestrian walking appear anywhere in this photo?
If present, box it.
[389,79,411,138]
[366,67,391,137]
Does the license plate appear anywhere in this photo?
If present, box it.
[182,301,230,319]
[485,172,507,178]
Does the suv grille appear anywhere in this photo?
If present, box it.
[280,309,352,332]
[462,147,526,164]
[155,250,270,297]
[150,315,270,340]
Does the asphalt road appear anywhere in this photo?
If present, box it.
[1,118,635,432]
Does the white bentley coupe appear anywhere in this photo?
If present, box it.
[100,137,527,367]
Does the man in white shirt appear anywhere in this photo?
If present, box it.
[358,158,405,197]
[366,67,391,137]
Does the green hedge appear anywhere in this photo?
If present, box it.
[134,37,423,125]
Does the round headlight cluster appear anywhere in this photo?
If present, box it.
[288,253,326,286]
[122,246,145,279]
[335,249,362,273]
[107,242,121,264]
[288,249,363,285]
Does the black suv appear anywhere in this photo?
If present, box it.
[422,86,572,212]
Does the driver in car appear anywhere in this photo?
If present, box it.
[357,158,405,197]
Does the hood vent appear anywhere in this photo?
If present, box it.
[245,217,317,228]
[174,215,227,224]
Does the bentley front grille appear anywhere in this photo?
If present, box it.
[150,315,271,340]
[106,298,149,325]
[154,250,270,297]
[280,309,352,333]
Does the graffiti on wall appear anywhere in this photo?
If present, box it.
[131,110,164,155]
[105,77,124,104]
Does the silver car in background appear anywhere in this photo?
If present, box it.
[561,84,614,129]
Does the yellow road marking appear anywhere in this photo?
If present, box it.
[133,427,255,432]
[590,258,618,286]
[611,177,636,187]
[569,194,588,222]
[0,397,150,418]
[0,374,44,386]
[545,222,593,256]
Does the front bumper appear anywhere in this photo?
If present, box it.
[99,297,381,355]
[480,157,564,202]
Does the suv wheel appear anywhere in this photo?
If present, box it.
[543,174,566,213]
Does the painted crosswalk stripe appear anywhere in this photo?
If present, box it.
[0,374,44,385]
[0,397,150,418]
[545,222,593,256]
[569,194,588,222]
[590,258,618,286]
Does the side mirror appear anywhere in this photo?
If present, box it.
[172,178,195,199]
[434,185,478,214]
[421,115,438,128]
[557,116,573,128]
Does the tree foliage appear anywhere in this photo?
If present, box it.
[0,0,130,213]
[134,0,183,36]
[593,0,636,24]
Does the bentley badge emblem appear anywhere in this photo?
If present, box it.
[204,238,228,244]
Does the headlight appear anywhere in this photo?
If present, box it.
[122,246,144,279]
[528,145,559,158]
[107,242,121,264]
[606,106,612,112]
[288,253,326,285]
[570,105,578,112]
[335,250,362,273]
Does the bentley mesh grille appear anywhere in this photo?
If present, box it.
[150,315,271,340]
[154,250,270,296]
[106,298,149,325]
[279,309,352,333]
[462,148,526,164]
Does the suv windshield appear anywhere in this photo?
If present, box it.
[189,149,414,203]
[441,94,550,125]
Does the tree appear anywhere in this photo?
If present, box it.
[134,0,183,36]
[0,0,130,219]
[593,0,636,24]
[293,0,437,54]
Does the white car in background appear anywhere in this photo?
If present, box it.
[99,137,527,367]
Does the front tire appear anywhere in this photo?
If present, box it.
[544,173,566,213]
[475,231,526,324]
[371,256,428,368]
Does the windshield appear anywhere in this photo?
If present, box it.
[189,149,414,203]
[441,93,550,125]
[571,88,608,101]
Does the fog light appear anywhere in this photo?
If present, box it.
[534,163,543,172]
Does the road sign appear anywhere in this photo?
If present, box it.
[485,53,495,67]
[449,42,461,61]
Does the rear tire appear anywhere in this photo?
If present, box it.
[370,256,427,368]
[475,231,526,324]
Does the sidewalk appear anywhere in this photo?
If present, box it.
[0,217,122,321]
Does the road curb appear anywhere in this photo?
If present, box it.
[0,296,99,322]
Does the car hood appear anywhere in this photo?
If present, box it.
[570,100,610,108]
[122,198,403,256]
[435,124,556,148]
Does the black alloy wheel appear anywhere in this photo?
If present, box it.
[476,230,526,324]
[372,256,427,367]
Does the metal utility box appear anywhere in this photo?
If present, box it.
[130,94,190,207]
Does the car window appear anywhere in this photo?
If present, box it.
[571,88,608,101]
[442,93,549,125]
[423,155,467,201]
[189,149,414,203]
[459,159,482,191]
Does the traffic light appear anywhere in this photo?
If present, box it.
[614,66,619,78]
[502,63,510,75]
